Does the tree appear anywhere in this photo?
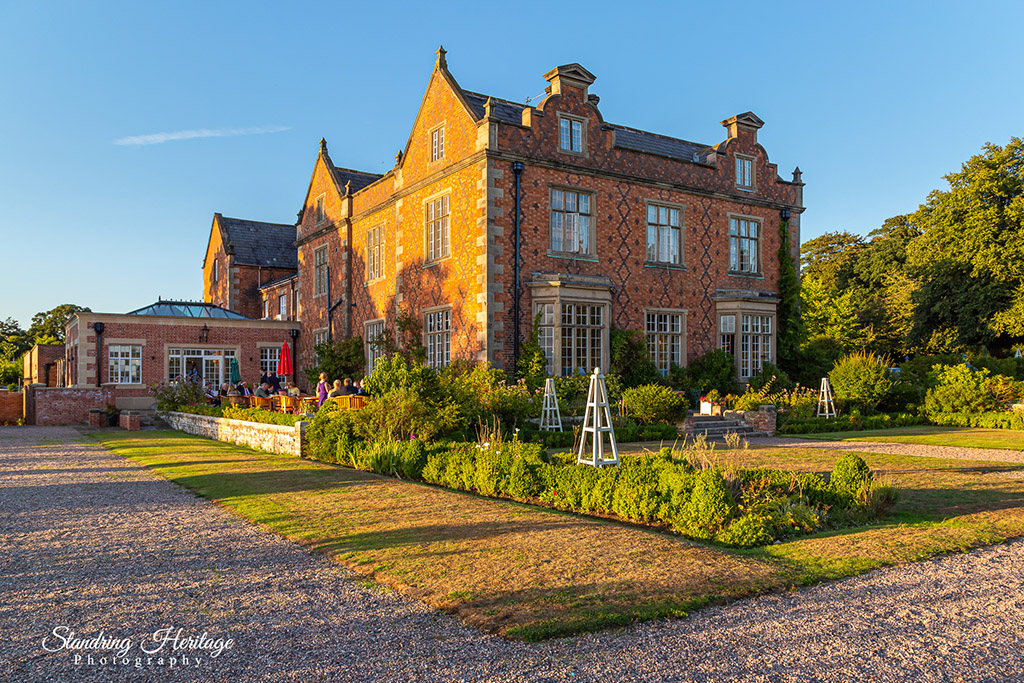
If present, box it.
[906,137,1024,344]
[775,217,803,370]
[26,304,90,344]
[800,231,865,289]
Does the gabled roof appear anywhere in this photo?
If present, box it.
[258,273,299,291]
[218,216,298,270]
[328,164,382,194]
[462,91,526,124]
[128,299,250,319]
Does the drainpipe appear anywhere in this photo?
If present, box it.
[92,322,105,388]
[512,161,524,370]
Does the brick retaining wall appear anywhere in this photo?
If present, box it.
[32,386,114,426]
[161,411,307,457]
[0,390,22,424]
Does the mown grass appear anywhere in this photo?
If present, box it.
[794,425,1024,450]
[93,431,1024,640]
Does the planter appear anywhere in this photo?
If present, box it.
[700,401,713,415]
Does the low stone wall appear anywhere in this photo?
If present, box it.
[724,406,778,436]
[32,386,114,426]
[161,411,307,457]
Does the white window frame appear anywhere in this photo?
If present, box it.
[365,319,386,376]
[645,309,686,376]
[719,314,736,357]
[425,194,450,262]
[740,314,773,379]
[260,347,280,376]
[108,344,142,384]
[429,124,445,162]
[549,188,594,256]
[729,216,761,274]
[557,302,604,377]
[263,298,270,320]
[736,155,755,191]
[212,259,218,283]
[313,246,328,297]
[424,308,452,369]
[645,202,684,265]
[278,295,287,319]
[367,225,385,281]
[534,303,556,375]
[558,115,586,154]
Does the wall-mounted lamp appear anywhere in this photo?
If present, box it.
[199,323,210,343]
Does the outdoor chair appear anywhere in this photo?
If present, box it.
[250,396,273,411]
[278,395,299,414]
[226,395,249,408]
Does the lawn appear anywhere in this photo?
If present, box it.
[793,425,1024,451]
[93,431,1024,640]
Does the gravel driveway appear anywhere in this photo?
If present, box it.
[751,435,1024,464]
[2,426,1023,682]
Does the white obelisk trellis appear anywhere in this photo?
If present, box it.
[817,377,837,418]
[539,378,563,431]
[576,367,619,468]
[1016,347,1023,359]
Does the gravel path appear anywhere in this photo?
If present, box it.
[2,426,1023,682]
[751,435,1024,464]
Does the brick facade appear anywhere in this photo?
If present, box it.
[259,274,299,321]
[65,312,300,409]
[290,50,803,381]
[22,344,64,386]
[31,386,113,426]
[0,390,21,424]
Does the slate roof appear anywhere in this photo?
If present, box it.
[258,273,298,291]
[462,92,527,125]
[329,165,382,194]
[127,300,250,319]
[462,90,713,163]
[218,216,298,270]
[610,125,712,162]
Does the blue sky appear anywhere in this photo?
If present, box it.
[1,0,1021,329]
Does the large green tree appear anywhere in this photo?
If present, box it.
[906,137,1024,346]
[26,304,90,344]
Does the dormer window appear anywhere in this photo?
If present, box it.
[430,125,445,162]
[315,194,326,225]
[558,115,585,154]
[736,156,755,191]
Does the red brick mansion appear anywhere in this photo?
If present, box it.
[206,49,804,385]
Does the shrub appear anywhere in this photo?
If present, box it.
[671,349,740,396]
[680,469,736,538]
[610,457,662,522]
[716,514,772,547]
[151,378,207,411]
[830,453,873,501]
[304,403,360,463]
[221,405,304,426]
[928,410,1024,430]
[610,328,662,388]
[508,455,542,499]
[829,351,895,412]
[924,364,1000,415]
[622,384,686,424]
[777,412,928,434]
[749,363,795,393]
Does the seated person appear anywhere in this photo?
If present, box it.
[356,378,370,397]
[327,379,345,398]
[205,383,221,407]
[268,372,283,395]
[227,384,240,396]
[219,383,229,397]
[340,378,358,396]
[286,382,301,397]
[238,382,252,396]
[254,383,270,398]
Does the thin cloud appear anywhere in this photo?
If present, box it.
[113,125,291,146]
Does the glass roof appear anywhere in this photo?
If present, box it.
[127,300,250,319]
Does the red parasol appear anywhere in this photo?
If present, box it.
[277,341,293,376]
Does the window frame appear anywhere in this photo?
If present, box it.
[313,246,329,297]
[423,306,452,369]
[735,155,756,191]
[548,185,596,258]
[108,344,142,384]
[366,224,385,282]
[429,122,446,163]
[212,259,218,283]
[424,192,451,263]
[278,295,287,319]
[643,200,685,267]
[728,214,762,275]
[644,308,687,377]
[315,194,327,225]
[557,114,587,155]
[365,318,386,376]
[259,346,281,376]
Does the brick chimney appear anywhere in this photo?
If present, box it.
[721,112,765,144]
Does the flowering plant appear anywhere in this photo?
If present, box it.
[700,390,724,406]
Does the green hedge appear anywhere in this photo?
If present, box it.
[518,420,679,449]
[779,412,928,434]
[928,411,1024,430]
[168,403,305,426]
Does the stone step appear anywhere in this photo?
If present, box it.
[687,425,757,437]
